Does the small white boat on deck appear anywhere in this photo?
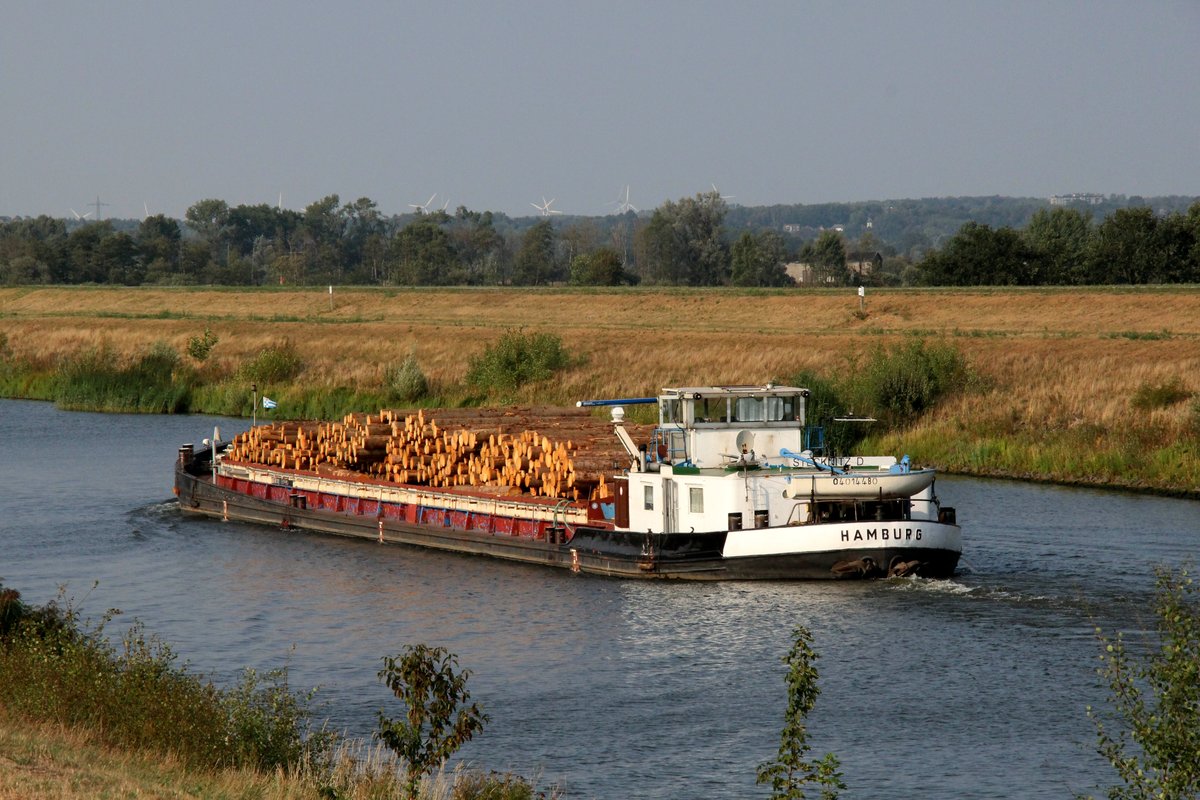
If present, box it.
[780,465,938,501]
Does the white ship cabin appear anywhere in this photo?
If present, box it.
[608,385,926,535]
[650,384,811,468]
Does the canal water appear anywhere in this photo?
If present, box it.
[1,399,1197,798]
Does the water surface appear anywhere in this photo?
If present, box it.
[2,399,1196,798]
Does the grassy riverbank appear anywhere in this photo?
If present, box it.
[0,714,532,800]
[1,285,1198,495]
[0,583,553,800]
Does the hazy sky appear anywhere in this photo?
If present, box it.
[3,1,1198,221]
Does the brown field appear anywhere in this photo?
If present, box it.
[2,285,1199,493]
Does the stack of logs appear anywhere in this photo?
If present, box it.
[223,406,653,502]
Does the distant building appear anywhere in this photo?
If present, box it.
[1049,193,1105,206]
[782,222,847,235]
[785,251,881,285]
[847,251,883,281]
[784,262,831,285]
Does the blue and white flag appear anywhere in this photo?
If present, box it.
[262,396,278,410]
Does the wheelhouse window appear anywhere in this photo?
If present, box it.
[765,396,798,422]
[643,484,654,510]
[732,397,764,422]
[661,398,683,426]
[696,398,727,424]
[689,486,704,514]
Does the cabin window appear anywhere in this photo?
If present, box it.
[733,397,764,422]
[696,398,727,424]
[689,487,704,514]
[643,484,654,510]
[662,398,683,425]
[765,396,798,422]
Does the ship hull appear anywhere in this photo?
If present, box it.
[176,457,961,581]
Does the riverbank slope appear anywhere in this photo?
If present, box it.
[1,285,1197,495]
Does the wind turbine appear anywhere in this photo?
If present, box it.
[608,185,637,214]
[69,209,93,220]
[710,183,734,201]
[531,197,561,216]
[409,193,438,214]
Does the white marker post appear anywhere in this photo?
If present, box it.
[329,285,334,311]
[858,285,865,313]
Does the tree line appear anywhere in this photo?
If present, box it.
[1,192,1198,287]
[919,204,1200,285]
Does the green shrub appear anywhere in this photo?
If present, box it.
[386,352,429,402]
[787,368,867,456]
[186,326,219,362]
[237,340,304,384]
[466,329,571,392]
[1131,376,1192,411]
[222,666,334,772]
[848,338,969,426]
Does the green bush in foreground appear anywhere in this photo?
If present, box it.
[1085,565,1200,800]
[0,581,329,772]
[466,329,571,393]
[2,582,556,798]
[757,625,844,799]
[378,644,490,799]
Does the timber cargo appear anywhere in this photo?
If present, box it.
[175,385,963,580]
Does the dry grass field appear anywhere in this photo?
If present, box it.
[2,285,1198,493]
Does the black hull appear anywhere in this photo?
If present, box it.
[176,461,960,581]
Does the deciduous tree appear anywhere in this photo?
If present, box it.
[569,246,630,285]
[919,222,1036,285]
[1088,207,1162,284]
[638,190,729,285]
[513,219,557,285]
[1023,207,1093,284]
[731,230,791,287]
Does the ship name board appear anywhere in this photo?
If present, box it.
[841,527,922,542]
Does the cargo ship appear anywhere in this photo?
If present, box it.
[174,385,962,580]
